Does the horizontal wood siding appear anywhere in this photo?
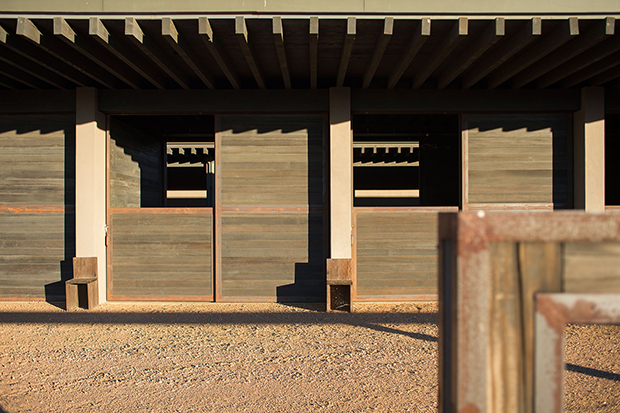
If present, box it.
[110,118,162,208]
[0,116,75,299]
[355,211,439,298]
[218,115,325,301]
[220,212,324,300]
[467,114,569,206]
[563,242,620,293]
[110,210,212,300]
[219,116,324,207]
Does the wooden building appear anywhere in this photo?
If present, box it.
[0,0,619,304]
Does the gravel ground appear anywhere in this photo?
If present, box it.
[0,302,618,412]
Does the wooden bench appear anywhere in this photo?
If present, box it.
[66,257,99,311]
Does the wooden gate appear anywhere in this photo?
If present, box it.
[215,115,326,302]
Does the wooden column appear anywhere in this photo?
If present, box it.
[574,87,605,212]
[329,87,352,259]
[75,87,107,304]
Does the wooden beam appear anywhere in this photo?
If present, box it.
[487,17,579,89]
[413,17,468,89]
[512,18,614,89]
[589,65,620,86]
[336,17,356,87]
[0,73,21,90]
[537,20,619,88]
[4,22,90,87]
[198,17,240,90]
[438,18,503,89]
[309,16,319,89]
[235,16,265,89]
[162,17,215,89]
[272,16,291,89]
[463,18,542,89]
[387,18,431,89]
[89,18,167,89]
[0,61,50,89]
[54,18,142,90]
[125,17,191,89]
[362,17,393,89]
[17,16,123,89]
[0,28,72,89]
[561,52,620,88]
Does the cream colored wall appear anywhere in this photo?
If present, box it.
[2,0,619,14]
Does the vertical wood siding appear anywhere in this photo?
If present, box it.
[355,210,439,299]
[218,115,325,301]
[109,118,162,208]
[0,116,75,299]
[466,114,569,207]
[109,210,212,300]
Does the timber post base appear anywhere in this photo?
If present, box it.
[326,259,352,312]
[66,257,99,311]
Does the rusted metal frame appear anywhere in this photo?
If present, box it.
[534,293,620,413]
[0,205,66,214]
[467,203,554,211]
[108,207,213,214]
[336,17,356,87]
[438,212,620,413]
[362,17,394,89]
[214,114,222,302]
[352,206,458,213]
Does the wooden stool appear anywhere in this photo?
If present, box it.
[66,257,99,311]
[326,259,352,312]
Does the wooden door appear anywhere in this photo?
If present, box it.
[216,115,326,302]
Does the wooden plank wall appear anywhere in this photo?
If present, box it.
[355,210,441,299]
[466,114,569,207]
[0,115,75,300]
[109,209,212,300]
[218,115,325,301]
[109,118,162,208]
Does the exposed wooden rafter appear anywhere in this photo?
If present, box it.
[125,17,191,89]
[387,18,431,89]
[590,65,620,86]
[309,16,319,89]
[512,17,615,89]
[272,16,291,89]
[336,17,356,87]
[16,17,119,88]
[437,18,504,89]
[537,21,619,88]
[162,17,215,89]
[0,62,47,89]
[235,16,265,89]
[562,52,620,88]
[362,17,394,89]
[487,17,579,89]
[462,18,542,89]
[54,17,142,89]
[89,18,167,89]
[198,17,241,90]
[412,17,468,89]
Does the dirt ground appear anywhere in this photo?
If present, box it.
[0,302,619,412]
